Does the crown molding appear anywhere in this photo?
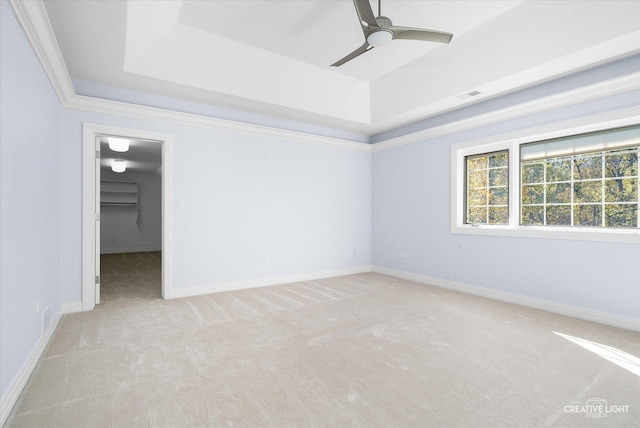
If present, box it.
[372,71,640,152]
[9,0,372,153]
[68,94,372,152]
[10,0,639,155]
[9,0,76,104]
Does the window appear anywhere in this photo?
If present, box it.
[520,127,639,228]
[452,114,640,243]
[465,151,508,225]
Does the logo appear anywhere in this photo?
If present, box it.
[564,398,630,418]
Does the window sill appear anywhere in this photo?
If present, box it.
[451,224,640,244]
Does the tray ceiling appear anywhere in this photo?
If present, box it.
[43,0,640,136]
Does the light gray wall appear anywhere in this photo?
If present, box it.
[372,92,640,320]
[370,54,640,143]
[171,129,371,288]
[0,0,64,399]
[2,0,372,401]
[60,109,372,300]
[3,0,638,408]
[100,171,162,254]
[74,79,370,143]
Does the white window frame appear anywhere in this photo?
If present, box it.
[451,107,640,244]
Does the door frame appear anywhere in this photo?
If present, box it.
[82,122,174,310]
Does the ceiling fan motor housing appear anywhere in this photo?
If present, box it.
[375,16,393,28]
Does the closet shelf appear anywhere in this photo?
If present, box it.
[100,180,139,223]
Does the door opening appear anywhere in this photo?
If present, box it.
[82,123,173,311]
[97,136,163,303]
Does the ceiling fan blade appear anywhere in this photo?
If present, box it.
[353,0,379,32]
[390,26,453,44]
[331,42,373,67]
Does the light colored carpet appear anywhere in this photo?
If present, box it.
[6,272,639,427]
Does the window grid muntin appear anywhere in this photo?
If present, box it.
[520,146,639,228]
[465,150,509,225]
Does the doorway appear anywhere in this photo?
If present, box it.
[98,137,162,303]
[82,123,173,311]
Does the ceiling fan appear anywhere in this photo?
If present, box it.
[331,0,453,67]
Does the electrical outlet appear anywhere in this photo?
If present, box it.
[401,253,409,260]
[260,258,268,263]
[177,199,184,208]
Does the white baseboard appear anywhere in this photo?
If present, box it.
[372,266,640,332]
[0,310,62,427]
[170,265,373,299]
[61,301,83,314]
[0,300,83,426]
[100,246,161,254]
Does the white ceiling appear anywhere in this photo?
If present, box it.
[44,0,640,136]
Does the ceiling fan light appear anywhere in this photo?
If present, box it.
[111,159,126,173]
[108,137,130,152]
[367,30,393,47]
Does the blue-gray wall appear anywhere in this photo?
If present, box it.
[1,0,64,399]
[372,92,640,319]
[2,0,372,403]
[60,109,372,302]
[2,0,639,408]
